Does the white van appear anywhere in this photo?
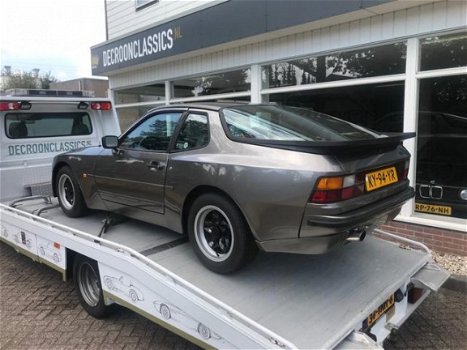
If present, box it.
[0,89,120,200]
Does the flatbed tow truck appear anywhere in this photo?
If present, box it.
[0,89,449,349]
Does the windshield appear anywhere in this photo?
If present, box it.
[221,105,380,142]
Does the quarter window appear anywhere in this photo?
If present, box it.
[5,113,92,139]
[174,114,209,150]
[120,112,183,151]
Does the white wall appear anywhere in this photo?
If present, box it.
[106,0,226,40]
[108,0,467,90]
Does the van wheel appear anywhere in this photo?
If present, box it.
[188,193,257,274]
[73,255,113,319]
[56,166,88,217]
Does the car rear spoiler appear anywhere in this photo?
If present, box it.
[248,132,416,155]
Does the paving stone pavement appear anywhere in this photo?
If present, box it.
[1,242,466,350]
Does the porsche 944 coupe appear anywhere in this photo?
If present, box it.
[52,103,415,273]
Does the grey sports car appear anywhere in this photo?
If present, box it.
[52,103,414,273]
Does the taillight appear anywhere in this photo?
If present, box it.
[0,102,20,111]
[90,102,112,110]
[407,283,425,304]
[0,101,31,111]
[309,160,409,204]
[310,174,364,203]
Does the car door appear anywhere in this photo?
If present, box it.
[94,111,184,214]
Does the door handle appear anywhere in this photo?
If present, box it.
[146,160,166,171]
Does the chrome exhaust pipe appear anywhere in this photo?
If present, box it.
[346,227,367,242]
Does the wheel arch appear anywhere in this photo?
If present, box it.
[64,248,78,281]
[52,161,70,197]
[181,185,258,240]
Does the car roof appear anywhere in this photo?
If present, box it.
[148,101,271,113]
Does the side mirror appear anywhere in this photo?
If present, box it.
[102,135,119,149]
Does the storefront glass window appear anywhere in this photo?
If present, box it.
[269,82,405,131]
[415,75,467,219]
[117,105,159,132]
[420,32,467,71]
[172,68,250,98]
[115,84,165,105]
[262,42,406,88]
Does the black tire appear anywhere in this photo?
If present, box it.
[56,166,88,218]
[187,193,258,274]
[73,255,113,319]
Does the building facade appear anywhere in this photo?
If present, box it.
[92,0,467,254]
[50,78,109,97]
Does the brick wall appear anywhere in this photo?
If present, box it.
[379,221,467,256]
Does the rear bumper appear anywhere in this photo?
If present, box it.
[257,186,414,254]
[304,186,415,229]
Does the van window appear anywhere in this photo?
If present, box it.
[5,113,92,139]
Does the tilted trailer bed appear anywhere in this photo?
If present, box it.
[0,197,449,349]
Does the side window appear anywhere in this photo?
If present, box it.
[120,112,182,151]
[174,113,209,151]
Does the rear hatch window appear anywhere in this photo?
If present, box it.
[221,105,379,142]
[220,105,414,155]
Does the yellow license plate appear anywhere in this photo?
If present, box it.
[415,203,452,216]
[365,166,398,192]
[366,294,395,329]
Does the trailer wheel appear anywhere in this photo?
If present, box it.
[188,193,257,274]
[73,255,112,319]
[56,166,88,218]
